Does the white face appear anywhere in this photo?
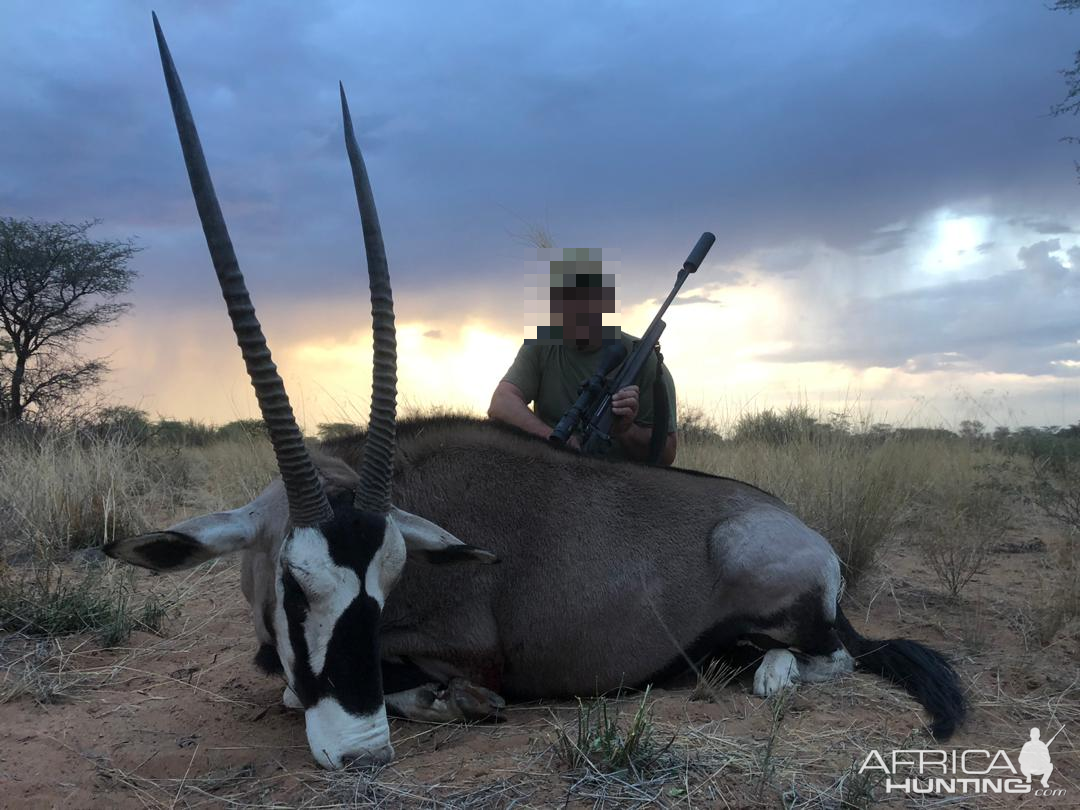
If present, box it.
[272,512,406,769]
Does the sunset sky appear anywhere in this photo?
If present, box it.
[3,1,1080,431]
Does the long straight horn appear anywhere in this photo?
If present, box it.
[153,13,332,528]
[340,84,396,515]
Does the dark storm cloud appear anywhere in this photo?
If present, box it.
[2,0,1079,369]
[762,238,1080,377]
[1009,217,1077,234]
[857,226,915,256]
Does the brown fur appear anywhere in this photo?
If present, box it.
[242,415,842,697]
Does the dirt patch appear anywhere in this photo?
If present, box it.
[1,522,1078,808]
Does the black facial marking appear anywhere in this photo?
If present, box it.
[254,604,283,674]
[254,643,283,674]
[321,591,382,715]
[278,492,389,715]
[282,567,318,706]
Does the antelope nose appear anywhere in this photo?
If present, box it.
[343,743,394,768]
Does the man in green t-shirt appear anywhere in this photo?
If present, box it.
[487,251,678,465]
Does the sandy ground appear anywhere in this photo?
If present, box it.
[1,518,1077,809]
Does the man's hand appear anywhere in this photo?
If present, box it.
[488,380,555,441]
[610,385,640,435]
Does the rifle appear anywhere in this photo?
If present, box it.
[549,232,715,460]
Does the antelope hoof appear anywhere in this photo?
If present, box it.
[444,678,506,719]
[753,649,799,697]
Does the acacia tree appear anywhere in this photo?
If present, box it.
[1053,0,1080,174]
[0,218,138,423]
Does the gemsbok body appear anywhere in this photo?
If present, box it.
[107,14,966,769]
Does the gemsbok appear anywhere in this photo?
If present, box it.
[106,13,966,769]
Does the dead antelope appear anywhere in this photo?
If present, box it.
[107,14,966,769]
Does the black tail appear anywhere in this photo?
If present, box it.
[834,605,966,739]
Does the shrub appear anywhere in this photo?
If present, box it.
[552,687,670,775]
[677,407,724,446]
[0,563,169,646]
[215,419,268,442]
[914,469,1012,598]
[730,406,832,446]
[87,406,153,444]
[317,422,362,442]
[152,418,217,447]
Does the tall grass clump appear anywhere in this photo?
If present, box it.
[0,416,277,649]
[176,435,278,513]
[552,687,671,776]
[0,429,184,558]
[678,406,915,584]
[0,426,197,647]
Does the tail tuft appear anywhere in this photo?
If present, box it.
[835,606,966,739]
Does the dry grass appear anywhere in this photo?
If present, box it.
[0,429,274,648]
[909,458,1015,598]
[2,406,1078,807]
[680,415,907,584]
[551,686,672,776]
[0,429,277,562]
[677,406,1024,589]
[688,658,744,703]
[0,430,178,557]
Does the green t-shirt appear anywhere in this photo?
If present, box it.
[501,332,678,447]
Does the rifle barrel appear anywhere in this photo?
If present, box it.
[684,232,715,272]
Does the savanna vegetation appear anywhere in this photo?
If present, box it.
[0,404,1077,807]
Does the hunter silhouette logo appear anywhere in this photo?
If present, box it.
[1019,726,1062,789]
[859,723,1067,798]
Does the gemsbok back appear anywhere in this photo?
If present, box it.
[106,14,966,769]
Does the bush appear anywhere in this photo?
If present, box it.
[676,407,724,446]
[730,406,833,446]
[317,422,363,442]
[152,418,217,447]
[215,419,268,442]
[913,466,1013,598]
[87,406,153,444]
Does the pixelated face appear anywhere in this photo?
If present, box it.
[550,281,616,315]
[524,248,621,348]
[273,493,406,769]
[549,276,617,345]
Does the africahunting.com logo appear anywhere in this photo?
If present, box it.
[859,725,1066,798]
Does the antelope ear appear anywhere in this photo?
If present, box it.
[390,507,499,565]
[104,505,262,572]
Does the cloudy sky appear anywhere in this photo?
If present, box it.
[3,0,1080,430]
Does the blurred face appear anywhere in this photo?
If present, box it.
[549,284,616,348]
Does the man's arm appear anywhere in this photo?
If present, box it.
[612,422,677,465]
[487,380,553,441]
[610,385,677,465]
